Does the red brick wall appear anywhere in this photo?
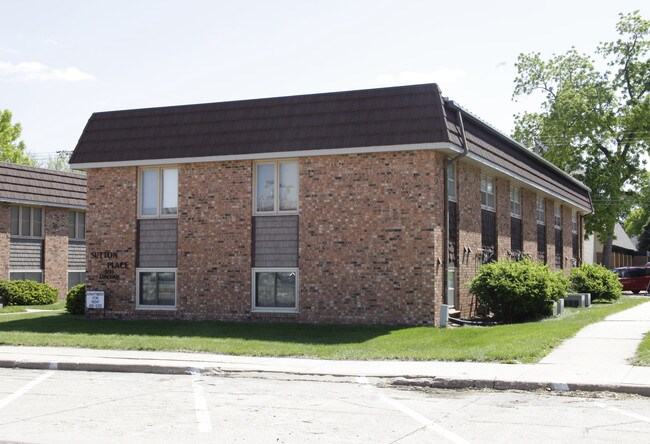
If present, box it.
[0,203,9,281]
[456,162,481,317]
[298,150,444,325]
[86,152,445,325]
[177,161,252,321]
[522,188,537,257]
[495,177,510,259]
[84,153,585,325]
[44,207,68,298]
[86,167,138,317]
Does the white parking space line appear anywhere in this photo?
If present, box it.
[593,401,650,423]
[191,371,213,433]
[0,371,54,411]
[356,376,470,444]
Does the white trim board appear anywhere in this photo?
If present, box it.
[70,142,461,169]
[0,198,86,210]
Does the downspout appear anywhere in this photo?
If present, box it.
[443,105,469,305]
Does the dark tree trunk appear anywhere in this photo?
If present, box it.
[601,234,614,269]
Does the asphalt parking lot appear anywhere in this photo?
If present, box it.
[0,368,649,443]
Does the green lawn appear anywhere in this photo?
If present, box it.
[634,311,650,366]
[0,300,65,313]
[0,297,645,363]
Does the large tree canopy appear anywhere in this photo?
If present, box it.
[512,11,650,267]
[0,108,32,165]
[622,171,650,238]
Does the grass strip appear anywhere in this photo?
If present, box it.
[0,297,645,363]
[0,300,65,313]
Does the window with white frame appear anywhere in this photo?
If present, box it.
[252,268,298,311]
[10,206,43,238]
[536,197,545,225]
[509,187,522,218]
[68,271,86,290]
[68,211,86,240]
[447,162,456,201]
[10,271,43,283]
[480,175,495,211]
[572,210,578,233]
[136,269,176,309]
[554,203,562,229]
[254,160,298,214]
[139,167,178,217]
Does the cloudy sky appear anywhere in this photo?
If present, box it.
[1,0,646,158]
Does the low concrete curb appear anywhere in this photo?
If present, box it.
[0,359,197,375]
[2,357,649,398]
[390,377,650,397]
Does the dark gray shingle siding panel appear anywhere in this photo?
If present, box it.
[0,162,86,208]
[253,216,298,268]
[68,240,86,270]
[138,219,178,268]
[9,238,43,270]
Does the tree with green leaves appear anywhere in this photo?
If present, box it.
[638,217,650,253]
[512,11,650,268]
[0,108,33,165]
[41,151,73,171]
[622,171,650,238]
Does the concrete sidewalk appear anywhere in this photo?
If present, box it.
[0,300,649,396]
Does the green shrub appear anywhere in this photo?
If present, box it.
[66,284,86,315]
[468,258,568,323]
[0,280,58,306]
[569,263,622,301]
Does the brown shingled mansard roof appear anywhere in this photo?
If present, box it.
[0,162,86,209]
[70,83,592,211]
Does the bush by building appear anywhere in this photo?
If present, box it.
[569,263,622,302]
[0,280,58,306]
[468,258,568,323]
[65,284,85,315]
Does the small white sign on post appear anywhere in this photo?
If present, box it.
[86,291,105,309]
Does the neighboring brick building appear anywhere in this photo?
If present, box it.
[0,162,87,298]
[70,84,592,324]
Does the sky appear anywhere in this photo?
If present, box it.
[1,0,647,160]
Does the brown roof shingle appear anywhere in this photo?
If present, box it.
[0,162,86,209]
[70,84,449,164]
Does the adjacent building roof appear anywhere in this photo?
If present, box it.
[613,223,637,252]
[0,162,86,209]
[70,83,592,211]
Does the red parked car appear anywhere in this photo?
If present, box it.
[612,266,650,294]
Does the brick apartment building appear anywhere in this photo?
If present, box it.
[70,84,592,325]
[0,162,87,297]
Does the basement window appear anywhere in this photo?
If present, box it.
[68,271,86,290]
[136,269,177,309]
[252,268,298,312]
[9,270,43,283]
